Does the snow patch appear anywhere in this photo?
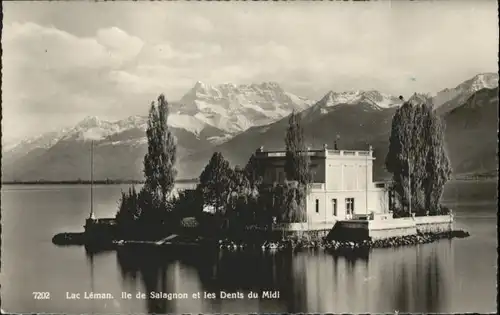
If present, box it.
[433,72,499,107]
[168,113,207,135]
[207,134,233,145]
[318,90,401,109]
[178,81,314,133]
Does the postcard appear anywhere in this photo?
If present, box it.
[1,1,498,314]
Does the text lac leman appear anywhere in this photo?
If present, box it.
[66,292,114,300]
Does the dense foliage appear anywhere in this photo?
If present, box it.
[116,186,140,225]
[274,182,307,223]
[282,110,310,222]
[114,97,318,239]
[284,111,312,185]
[198,152,234,214]
[143,94,177,207]
[385,94,452,216]
[115,94,178,237]
[243,151,265,187]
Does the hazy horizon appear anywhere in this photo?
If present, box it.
[2,1,498,144]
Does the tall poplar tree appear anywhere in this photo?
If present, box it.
[143,94,177,209]
[284,111,312,185]
[422,104,452,214]
[385,94,452,216]
[282,110,310,222]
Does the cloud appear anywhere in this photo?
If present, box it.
[1,22,150,141]
[96,27,144,62]
[4,22,110,70]
[1,1,498,143]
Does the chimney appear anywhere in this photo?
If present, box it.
[323,143,328,150]
[259,146,264,152]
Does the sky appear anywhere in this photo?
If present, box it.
[1,1,498,144]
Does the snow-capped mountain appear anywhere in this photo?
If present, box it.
[433,72,498,112]
[57,116,141,142]
[3,73,496,182]
[301,90,403,119]
[2,128,71,162]
[1,81,313,181]
[1,112,227,181]
[183,85,498,180]
[3,81,312,163]
[316,90,402,109]
[175,81,313,133]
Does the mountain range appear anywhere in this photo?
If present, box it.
[2,73,498,182]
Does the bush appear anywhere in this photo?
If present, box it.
[116,186,140,225]
[181,217,199,228]
[170,189,203,218]
[260,181,307,223]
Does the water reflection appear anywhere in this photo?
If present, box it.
[81,239,455,313]
[105,246,373,313]
[377,240,453,313]
[2,183,494,313]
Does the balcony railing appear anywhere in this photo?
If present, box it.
[260,150,324,158]
[258,149,373,158]
[327,150,372,157]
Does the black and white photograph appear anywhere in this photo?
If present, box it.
[1,1,498,314]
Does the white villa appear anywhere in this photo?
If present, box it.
[253,144,392,225]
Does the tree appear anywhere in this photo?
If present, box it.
[170,189,204,219]
[116,186,140,224]
[422,105,452,214]
[226,166,260,226]
[229,166,254,202]
[116,186,141,238]
[277,182,307,223]
[244,151,265,187]
[198,152,234,214]
[281,111,310,222]
[143,94,177,209]
[284,111,312,185]
[385,95,452,216]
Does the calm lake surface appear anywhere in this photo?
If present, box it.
[1,180,497,313]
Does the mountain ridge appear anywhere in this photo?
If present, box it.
[2,73,498,181]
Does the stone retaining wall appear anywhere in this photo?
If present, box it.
[330,214,454,241]
[414,215,454,233]
[368,218,418,240]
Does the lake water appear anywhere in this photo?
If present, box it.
[1,181,497,313]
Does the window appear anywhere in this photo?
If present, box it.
[315,199,320,213]
[332,199,338,216]
[346,198,355,215]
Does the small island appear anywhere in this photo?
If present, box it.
[53,93,469,252]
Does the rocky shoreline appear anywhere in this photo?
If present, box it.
[53,229,470,253]
[217,230,471,251]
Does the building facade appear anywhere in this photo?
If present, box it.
[254,145,390,224]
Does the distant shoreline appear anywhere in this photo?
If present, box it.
[1,176,496,185]
[1,179,199,185]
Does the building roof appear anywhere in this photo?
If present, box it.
[255,147,374,159]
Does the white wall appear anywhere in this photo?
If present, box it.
[306,189,389,222]
[325,157,373,191]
